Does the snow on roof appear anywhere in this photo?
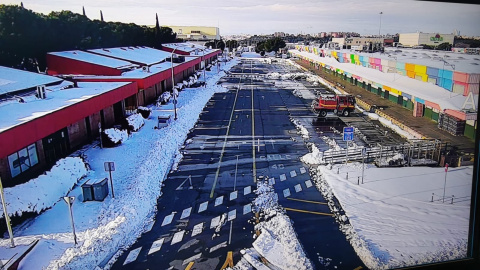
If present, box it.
[0,81,130,133]
[0,66,63,96]
[291,50,478,111]
[162,42,218,56]
[89,46,171,66]
[334,47,480,74]
[48,50,138,70]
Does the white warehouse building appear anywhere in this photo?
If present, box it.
[399,32,455,47]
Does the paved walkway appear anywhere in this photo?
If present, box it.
[296,60,475,154]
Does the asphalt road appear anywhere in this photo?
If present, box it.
[110,59,367,270]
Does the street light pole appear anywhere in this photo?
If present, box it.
[171,48,178,120]
[202,48,206,87]
[0,176,15,248]
[379,12,383,37]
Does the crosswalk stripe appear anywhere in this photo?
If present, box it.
[211,216,221,229]
[305,180,313,188]
[198,201,208,213]
[215,196,224,206]
[294,184,302,193]
[228,209,237,221]
[243,204,252,215]
[192,222,204,237]
[300,167,307,174]
[283,188,291,198]
[280,174,287,181]
[161,212,175,226]
[123,247,141,265]
[148,238,165,255]
[171,230,185,245]
[244,186,251,195]
[210,241,228,253]
[230,191,238,201]
[268,178,275,185]
[290,170,297,178]
[181,207,192,219]
[182,253,202,266]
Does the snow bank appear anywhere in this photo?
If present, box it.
[104,128,128,144]
[290,118,309,139]
[236,181,314,269]
[0,157,87,218]
[126,113,145,131]
[300,143,323,165]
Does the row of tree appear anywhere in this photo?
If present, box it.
[0,4,177,71]
[255,37,286,54]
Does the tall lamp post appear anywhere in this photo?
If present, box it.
[379,12,383,37]
[171,48,178,120]
[0,176,15,247]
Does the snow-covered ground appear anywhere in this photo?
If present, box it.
[0,59,240,269]
[304,150,472,269]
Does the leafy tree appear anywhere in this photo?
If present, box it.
[0,4,176,70]
[205,40,225,51]
[225,40,238,51]
[255,37,286,53]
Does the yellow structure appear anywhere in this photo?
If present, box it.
[164,26,220,41]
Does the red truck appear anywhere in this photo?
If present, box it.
[311,94,356,117]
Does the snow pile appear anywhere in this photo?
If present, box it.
[126,113,145,131]
[0,157,87,218]
[290,118,309,139]
[321,135,342,150]
[246,181,314,270]
[104,128,128,144]
[300,143,324,165]
[157,91,172,105]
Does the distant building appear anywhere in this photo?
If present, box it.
[164,26,220,41]
[399,32,455,47]
[333,37,385,51]
[274,32,286,37]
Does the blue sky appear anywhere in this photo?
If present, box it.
[4,0,480,36]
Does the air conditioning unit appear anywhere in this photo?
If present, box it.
[142,66,150,72]
[36,85,46,99]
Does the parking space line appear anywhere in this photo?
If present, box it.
[215,196,224,206]
[148,238,165,255]
[171,230,185,245]
[180,207,192,219]
[210,241,228,253]
[161,212,175,226]
[123,247,141,265]
[198,201,208,213]
[284,207,334,216]
[286,197,328,205]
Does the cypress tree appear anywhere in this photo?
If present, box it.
[100,10,104,21]
[82,6,86,16]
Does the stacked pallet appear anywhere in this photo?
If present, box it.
[438,113,465,136]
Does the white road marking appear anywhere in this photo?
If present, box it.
[230,191,238,201]
[300,167,307,174]
[192,222,204,237]
[228,209,237,221]
[198,201,208,213]
[180,207,192,219]
[290,170,297,178]
[243,204,252,215]
[123,247,141,265]
[148,238,165,255]
[210,216,221,229]
[161,212,175,226]
[305,180,313,188]
[215,196,224,206]
[209,241,228,253]
[182,253,202,265]
[171,230,185,245]
[280,174,287,181]
[283,188,291,198]
[268,178,275,185]
[244,186,252,195]
[294,184,302,193]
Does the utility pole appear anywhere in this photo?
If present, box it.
[63,196,77,245]
[0,176,15,247]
